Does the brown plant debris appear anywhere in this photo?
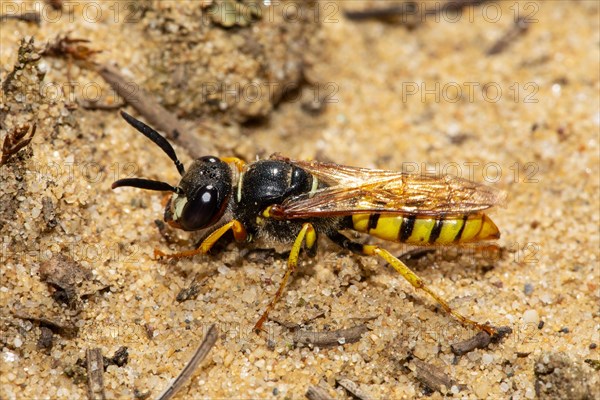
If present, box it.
[487,16,531,56]
[12,310,78,338]
[534,352,599,399]
[293,324,368,347]
[451,326,512,356]
[95,64,213,158]
[407,358,462,395]
[336,377,373,400]
[1,37,41,96]
[41,34,101,63]
[86,348,106,400]
[36,326,54,351]
[0,124,37,166]
[44,0,63,11]
[156,324,218,400]
[103,347,129,369]
[39,254,93,309]
[305,385,335,400]
[345,0,491,27]
[41,196,58,229]
[584,359,600,371]
[0,11,40,24]
[176,276,209,302]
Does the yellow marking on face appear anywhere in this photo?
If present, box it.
[173,194,187,220]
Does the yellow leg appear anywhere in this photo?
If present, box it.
[254,223,316,332]
[154,220,247,260]
[363,244,497,336]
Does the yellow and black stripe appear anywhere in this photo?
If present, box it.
[351,213,500,245]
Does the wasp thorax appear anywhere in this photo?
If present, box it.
[165,156,232,231]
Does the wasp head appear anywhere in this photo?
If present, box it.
[112,112,232,232]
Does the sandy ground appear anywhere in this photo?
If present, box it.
[1,1,599,399]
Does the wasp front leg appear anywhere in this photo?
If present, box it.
[254,222,317,333]
[327,231,497,337]
[154,220,247,260]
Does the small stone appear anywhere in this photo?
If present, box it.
[241,288,256,304]
[473,382,492,398]
[481,353,494,365]
[217,264,230,275]
[522,309,539,325]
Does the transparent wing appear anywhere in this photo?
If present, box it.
[269,155,505,219]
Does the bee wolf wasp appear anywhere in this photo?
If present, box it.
[112,111,504,335]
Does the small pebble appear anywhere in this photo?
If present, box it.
[482,353,494,365]
[2,351,17,363]
[559,327,569,333]
[538,320,545,329]
[523,283,534,295]
[217,264,230,275]
[241,288,257,304]
[589,343,597,349]
[522,309,539,325]
[525,388,535,399]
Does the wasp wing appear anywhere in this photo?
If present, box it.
[269,155,505,219]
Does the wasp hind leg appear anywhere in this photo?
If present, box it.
[154,220,247,260]
[254,222,316,333]
[327,231,497,336]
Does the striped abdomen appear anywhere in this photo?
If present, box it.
[351,213,500,245]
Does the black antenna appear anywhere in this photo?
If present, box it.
[120,111,185,176]
[112,178,181,195]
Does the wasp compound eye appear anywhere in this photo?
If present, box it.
[199,156,219,163]
[179,185,223,231]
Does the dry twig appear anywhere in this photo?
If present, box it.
[345,0,491,27]
[336,378,373,400]
[13,310,78,338]
[86,348,106,400]
[293,324,368,347]
[451,326,512,356]
[487,17,531,56]
[408,358,460,394]
[0,11,40,24]
[156,324,218,400]
[96,64,213,158]
[305,385,335,400]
